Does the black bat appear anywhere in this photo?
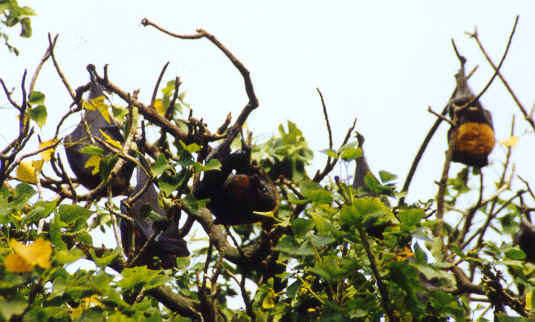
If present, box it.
[120,165,189,268]
[195,146,279,225]
[64,65,134,195]
[516,217,535,263]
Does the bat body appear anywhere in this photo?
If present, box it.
[516,218,535,263]
[64,66,134,195]
[447,71,495,168]
[120,166,189,268]
[195,149,279,225]
[448,100,495,168]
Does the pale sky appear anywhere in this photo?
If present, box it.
[3,1,534,204]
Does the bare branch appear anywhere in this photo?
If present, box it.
[48,34,75,99]
[151,61,170,107]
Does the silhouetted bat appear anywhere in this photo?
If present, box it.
[516,218,535,263]
[120,166,189,268]
[195,146,279,225]
[352,131,374,192]
[352,131,394,239]
[64,65,134,195]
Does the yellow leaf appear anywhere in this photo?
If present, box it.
[83,294,102,306]
[262,289,276,309]
[71,295,102,319]
[83,96,110,124]
[527,290,533,311]
[16,160,44,183]
[501,136,519,148]
[99,129,122,149]
[85,155,101,175]
[71,305,83,320]
[4,253,34,272]
[154,99,166,116]
[7,238,52,271]
[40,139,59,161]
[395,246,414,261]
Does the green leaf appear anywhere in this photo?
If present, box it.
[152,154,172,177]
[119,266,169,290]
[398,208,424,231]
[505,248,526,261]
[340,197,387,227]
[29,91,45,105]
[0,274,25,290]
[203,158,221,171]
[309,211,334,234]
[309,234,335,249]
[0,296,27,320]
[55,248,85,265]
[320,148,338,159]
[89,248,120,268]
[308,261,341,283]
[292,218,314,239]
[49,215,67,250]
[20,17,31,37]
[140,204,166,223]
[18,6,37,16]
[302,188,333,204]
[378,170,397,183]
[414,242,428,264]
[79,307,105,322]
[179,140,201,153]
[340,204,362,227]
[274,235,314,256]
[59,204,92,223]
[29,105,47,127]
[21,200,56,225]
[339,143,362,161]
[79,144,105,156]
[157,171,183,196]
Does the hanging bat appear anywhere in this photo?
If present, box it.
[448,72,495,168]
[64,65,134,195]
[195,142,279,225]
[120,165,189,268]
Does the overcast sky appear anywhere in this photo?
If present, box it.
[2,1,534,208]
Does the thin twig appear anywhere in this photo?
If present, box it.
[151,61,170,107]
[358,225,394,320]
[316,88,333,150]
[469,16,533,131]
[466,16,518,107]
[29,35,56,94]
[428,106,454,126]
[141,18,259,162]
[48,33,75,99]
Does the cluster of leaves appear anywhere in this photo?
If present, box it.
[0,0,35,55]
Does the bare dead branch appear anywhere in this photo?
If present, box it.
[151,61,170,107]
[141,19,259,162]
[47,34,75,99]
[469,16,534,131]
[316,88,333,151]
[29,35,56,94]
[427,106,454,126]
[466,16,518,107]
